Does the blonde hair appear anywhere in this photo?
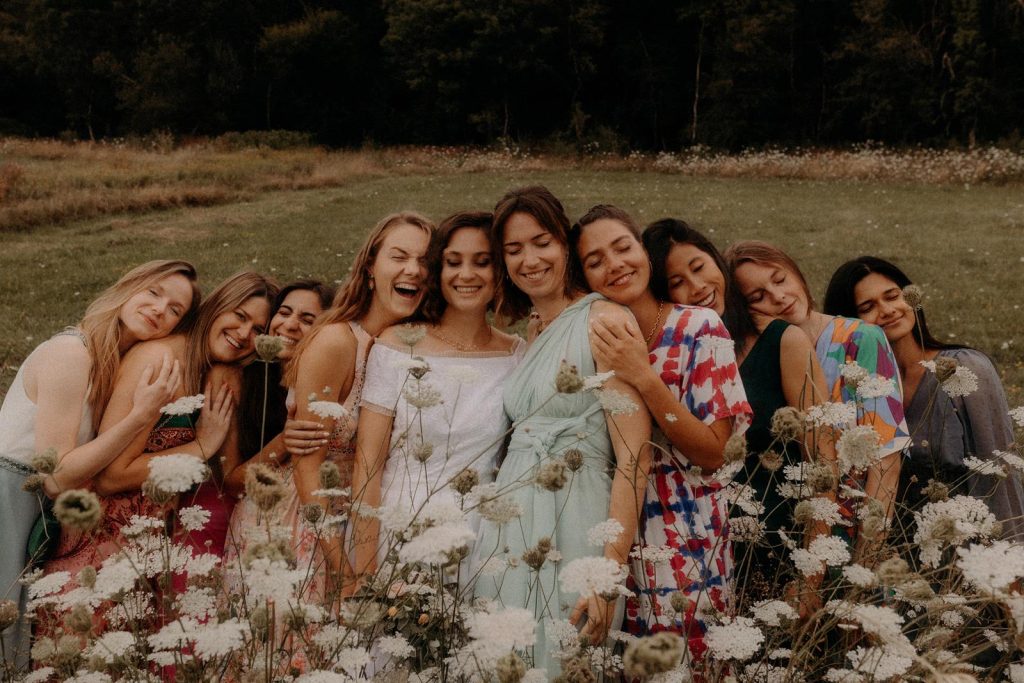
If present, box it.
[724,240,816,313]
[183,272,278,394]
[79,260,200,430]
[285,211,434,386]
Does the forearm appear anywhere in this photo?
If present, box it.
[606,449,650,564]
[864,452,901,520]
[635,371,727,470]
[223,433,287,496]
[349,459,383,580]
[94,438,209,496]
[47,410,153,496]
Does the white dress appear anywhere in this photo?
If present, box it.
[359,337,525,566]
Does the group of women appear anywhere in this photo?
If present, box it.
[2,185,1022,676]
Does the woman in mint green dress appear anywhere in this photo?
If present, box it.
[472,186,651,676]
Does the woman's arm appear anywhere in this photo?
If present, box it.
[590,312,732,469]
[94,343,234,496]
[289,325,357,574]
[347,407,396,593]
[572,303,653,643]
[32,338,182,497]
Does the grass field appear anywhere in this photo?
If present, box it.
[2,143,1023,405]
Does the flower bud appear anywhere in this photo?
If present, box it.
[30,448,58,474]
[555,360,584,394]
[319,461,342,490]
[53,489,102,532]
[536,459,568,492]
[564,449,585,472]
[254,334,285,362]
[0,600,19,630]
[450,468,479,496]
[901,284,923,310]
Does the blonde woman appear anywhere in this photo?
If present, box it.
[39,272,275,634]
[286,212,434,600]
[0,260,198,665]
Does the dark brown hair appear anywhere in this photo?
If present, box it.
[417,211,494,324]
[491,185,585,323]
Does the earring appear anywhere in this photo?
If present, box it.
[368,275,375,291]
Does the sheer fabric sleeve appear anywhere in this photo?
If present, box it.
[359,344,407,417]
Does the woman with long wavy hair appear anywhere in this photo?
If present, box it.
[0,260,198,665]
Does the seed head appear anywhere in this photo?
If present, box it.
[805,463,837,494]
[564,448,585,471]
[496,652,527,683]
[77,566,97,590]
[412,442,435,463]
[246,464,285,512]
[318,461,342,490]
[875,556,910,584]
[555,360,584,394]
[770,406,805,442]
[623,631,685,677]
[53,489,102,532]
[0,600,19,630]
[723,432,747,464]
[921,479,950,503]
[30,448,58,474]
[450,468,479,496]
[66,604,93,634]
[302,503,324,525]
[902,284,923,310]
[254,334,285,362]
[21,474,47,494]
[934,356,958,383]
[759,451,783,472]
[669,591,693,614]
[536,459,568,492]
[395,324,427,348]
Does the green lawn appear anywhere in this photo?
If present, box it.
[2,171,1023,404]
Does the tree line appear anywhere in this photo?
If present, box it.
[1,0,1022,149]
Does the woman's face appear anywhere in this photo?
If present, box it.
[119,273,195,344]
[853,272,915,343]
[576,218,650,306]
[269,289,325,360]
[441,228,495,314]
[208,296,271,364]
[663,243,726,316]
[733,261,811,324]
[369,223,430,321]
[501,212,568,303]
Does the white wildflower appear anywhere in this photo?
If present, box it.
[941,364,979,398]
[629,544,677,564]
[798,497,845,526]
[446,364,480,384]
[28,571,70,601]
[295,673,349,683]
[192,619,247,658]
[391,356,430,375]
[792,536,851,577]
[842,564,877,588]
[704,616,764,661]
[336,647,372,676]
[963,456,1005,477]
[307,400,348,420]
[403,381,442,409]
[728,484,766,516]
[914,495,999,567]
[729,516,765,542]
[147,454,208,494]
[840,361,869,387]
[545,618,580,648]
[806,402,857,428]
[836,425,882,473]
[87,630,135,663]
[1007,663,1024,683]
[595,388,639,415]
[469,483,523,524]
[751,600,797,627]
[160,394,204,416]
[847,645,913,680]
[996,450,1024,474]
[23,668,55,683]
[956,541,1024,593]
[66,673,113,683]
[121,514,164,538]
[587,518,624,546]
[398,521,476,566]
[378,634,415,659]
[559,556,628,597]
[522,670,548,683]
[856,375,895,400]
[175,587,216,620]
[664,412,678,423]
[1009,406,1024,428]
[714,459,745,484]
[177,505,210,532]
[824,669,865,682]
[582,370,615,390]
[465,605,536,657]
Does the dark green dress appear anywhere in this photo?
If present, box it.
[733,319,803,605]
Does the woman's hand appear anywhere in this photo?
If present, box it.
[195,382,235,458]
[589,315,652,387]
[128,353,182,422]
[569,591,615,645]
[283,403,330,456]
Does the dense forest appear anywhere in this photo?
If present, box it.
[1,0,1023,149]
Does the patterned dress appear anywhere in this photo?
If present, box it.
[815,317,910,532]
[624,305,752,666]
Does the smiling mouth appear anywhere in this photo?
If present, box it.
[695,290,716,308]
[224,333,243,350]
[394,283,420,299]
[608,272,634,287]
[141,312,159,329]
[454,285,482,294]
[521,268,550,282]
[780,302,797,318]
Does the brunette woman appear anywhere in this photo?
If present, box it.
[726,242,910,551]
[570,207,752,669]
[350,211,524,596]
[0,260,196,666]
[472,187,652,675]
[824,256,1024,541]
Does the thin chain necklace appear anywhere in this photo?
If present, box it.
[429,325,492,352]
[645,301,666,346]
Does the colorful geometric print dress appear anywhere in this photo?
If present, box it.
[815,317,910,533]
[473,293,615,677]
[624,304,752,667]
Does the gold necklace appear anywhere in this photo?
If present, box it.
[645,302,666,346]
[429,325,492,352]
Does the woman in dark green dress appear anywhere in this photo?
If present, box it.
[641,219,834,613]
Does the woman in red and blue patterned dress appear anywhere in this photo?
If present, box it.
[570,206,751,672]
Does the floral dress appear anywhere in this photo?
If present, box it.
[624,305,752,665]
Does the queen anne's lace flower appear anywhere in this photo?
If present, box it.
[378,634,415,659]
[582,370,615,390]
[1009,406,1024,428]
[559,556,628,597]
[806,402,856,428]
[856,375,895,400]
[147,454,208,494]
[629,544,677,564]
[914,494,999,567]
[704,616,764,661]
[956,540,1024,593]
[792,536,851,576]
[178,505,210,532]
[307,400,348,420]
[842,564,877,588]
[595,388,640,415]
[846,646,913,680]
[963,456,1005,477]
[87,630,135,663]
[836,425,882,473]
[751,600,797,627]
[398,521,476,566]
[587,518,624,546]
[160,394,204,416]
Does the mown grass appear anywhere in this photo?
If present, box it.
[1,157,1022,405]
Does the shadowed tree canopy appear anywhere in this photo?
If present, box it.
[0,0,1022,148]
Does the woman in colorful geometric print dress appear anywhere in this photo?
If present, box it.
[641,219,834,612]
[569,205,751,671]
[824,256,1024,543]
[727,242,911,550]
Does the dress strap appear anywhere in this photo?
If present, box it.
[53,326,88,347]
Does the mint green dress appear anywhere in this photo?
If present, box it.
[473,293,617,675]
